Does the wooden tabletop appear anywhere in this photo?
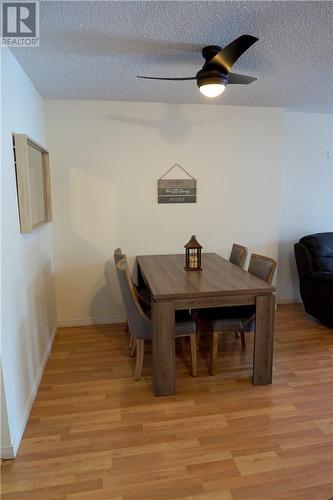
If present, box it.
[137,253,275,301]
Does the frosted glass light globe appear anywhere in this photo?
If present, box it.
[199,83,226,97]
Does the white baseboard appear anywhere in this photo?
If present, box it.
[57,315,126,327]
[1,323,58,460]
[277,297,302,305]
[0,445,16,460]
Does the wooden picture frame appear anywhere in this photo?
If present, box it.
[13,134,52,233]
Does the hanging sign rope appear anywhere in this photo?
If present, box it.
[158,164,197,204]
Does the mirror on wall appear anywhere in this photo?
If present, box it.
[13,134,52,233]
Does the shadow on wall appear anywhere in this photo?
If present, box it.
[27,261,57,370]
[69,167,118,256]
[277,238,301,301]
[90,258,124,324]
[51,163,122,324]
[46,31,203,61]
[90,257,142,325]
[288,242,301,299]
[106,104,231,145]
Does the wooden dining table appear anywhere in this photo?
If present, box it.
[136,253,275,396]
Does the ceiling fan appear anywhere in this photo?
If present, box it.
[137,35,258,98]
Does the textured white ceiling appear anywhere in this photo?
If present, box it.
[11,1,333,111]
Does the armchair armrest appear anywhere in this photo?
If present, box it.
[294,242,314,281]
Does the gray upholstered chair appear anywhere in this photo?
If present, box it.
[248,253,276,284]
[116,258,197,380]
[114,247,125,263]
[114,248,151,342]
[228,243,248,343]
[114,248,151,307]
[194,243,248,350]
[197,253,276,375]
[229,244,248,269]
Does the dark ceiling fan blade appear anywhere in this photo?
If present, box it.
[137,76,196,81]
[208,35,258,73]
[228,72,257,85]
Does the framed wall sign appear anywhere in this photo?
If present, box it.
[158,164,197,204]
[13,134,52,233]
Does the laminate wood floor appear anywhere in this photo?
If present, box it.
[1,305,333,500]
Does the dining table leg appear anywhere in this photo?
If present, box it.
[152,301,175,396]
[253,293,275,385]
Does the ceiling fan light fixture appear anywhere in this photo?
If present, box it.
[199,83,226,98]
[137,35,259,97]
[196,69,228,98]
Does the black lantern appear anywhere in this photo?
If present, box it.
[185,235,202,271]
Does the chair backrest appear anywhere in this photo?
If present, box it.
[229,244,248,269]
[114,248,125,264]
[115,258,152,340]
[248,253,277,284]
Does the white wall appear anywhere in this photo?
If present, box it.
[1,49,57,458]
[277,112,333,302]
[46,100,283,325]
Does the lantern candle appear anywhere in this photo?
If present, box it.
[184,235,203,271]
[189,254,198,268]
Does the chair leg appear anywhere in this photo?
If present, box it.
[190,334,197,377]
[134,338,144,381]
[124,321,129,332]
[210,331,219,376]
[196,331,201,351]
[235,332,240,338]
[240,330,246,349]
[129,336,136,357]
